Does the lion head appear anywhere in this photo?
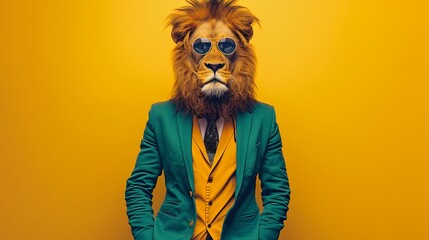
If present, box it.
[167,0,259,120]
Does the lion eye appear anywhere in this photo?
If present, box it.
[218,38,237,55]
[193,38,212,55]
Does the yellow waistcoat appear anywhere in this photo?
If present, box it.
[191,116,237,240]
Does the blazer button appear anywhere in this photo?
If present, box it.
[189,220,194,227]
[189,191,193,198]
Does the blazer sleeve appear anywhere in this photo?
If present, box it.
[125,106,163,240]
[258,107,291,240]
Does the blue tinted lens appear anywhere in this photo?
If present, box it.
[193,38,212,54]
[218,38,236,54]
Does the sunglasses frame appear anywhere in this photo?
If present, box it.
[191,37,237,56]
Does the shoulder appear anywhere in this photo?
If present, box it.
[150,100,176,113]
[148,99,179,117]
[239,101,279,133]
[252,101,275,114]
[144,100,177,124]
[250,101,277,121]
[147,99,191,124]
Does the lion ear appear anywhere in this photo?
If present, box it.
[171,29,192,45]
[168,11,196,44]
[238,24,254,42]
[229,11,259,43]
[171,26,184,44]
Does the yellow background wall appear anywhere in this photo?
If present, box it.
[0,0,428,239]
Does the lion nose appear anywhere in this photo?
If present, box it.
[205,63,225,73]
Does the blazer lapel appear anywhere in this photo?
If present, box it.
[192,116,209,162]
[176,111,194,192]
[235,111,252,198]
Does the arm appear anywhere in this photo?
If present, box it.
[125,107,162,240]
[258,109,291,240]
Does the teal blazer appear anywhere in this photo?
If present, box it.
[126,100,291,240]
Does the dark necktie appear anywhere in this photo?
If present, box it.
[204,117,219,165]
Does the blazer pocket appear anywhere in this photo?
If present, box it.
[158,202,179,218]
[239,206,260,222]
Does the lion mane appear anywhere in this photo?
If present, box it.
[167,0,259,120]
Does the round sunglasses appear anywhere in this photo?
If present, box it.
[192,37,237,55]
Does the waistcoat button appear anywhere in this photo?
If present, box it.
[189,220,194,227]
